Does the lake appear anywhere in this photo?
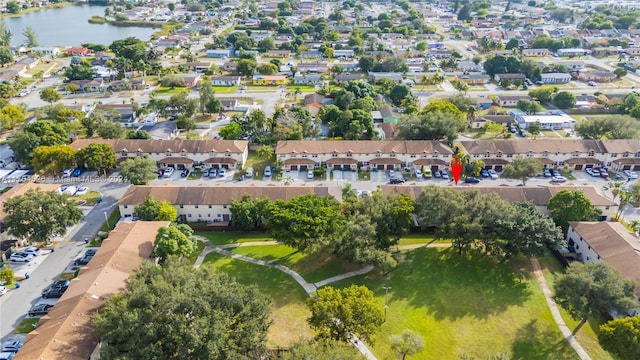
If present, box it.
[4,5,157,47]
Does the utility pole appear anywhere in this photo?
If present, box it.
[383,286,392,322]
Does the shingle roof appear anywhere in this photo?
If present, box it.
[458,140,607,155]
[275,140,453,155]
[15,221,169,360]
[70,139,248,154]
[601,140,640,154]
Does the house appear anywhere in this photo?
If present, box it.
[474,97,493,110]
[381,185,615,220]
[509,109,577,130]
[304,93,330,107]
[470,114,515,129]
[379,107,400,123]
[540,73,572,84]
[183,62,211,72]
[601,139,640,171]
[141,121,179,140]
[211,76,241,86]
[268,50,291,58]
[522,48,550,57]
[334,49,355,59]
[369,72,403,84]
[16,57,39,69]
[70,79,104,92]
[297,62,329,73]
[494,73,527,83]
[0,183,60,233]
[457,139,609,171]
[275,140,454,171]
[155,36,187,47]
[93,104,138,127]
[294,73,323,85]
[176,73,203,87]
[456,74,490,85]
[31,46,60,57]
[252,75,287,85]
[69,139,249,170]
[557,48,591,56]
[300,50,322,58]
[14,221,170,360]
[334,74,363,83]
[66,46,92,57]
[497,95,531,107]
[222,62,237,71]
[577,71,615,82]
[566,222,640,297]
[206,49,233,59]
[221,99,238,111]
[118,185,341,223]
[333,63,359,72]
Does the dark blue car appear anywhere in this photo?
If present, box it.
[72,168,84,177]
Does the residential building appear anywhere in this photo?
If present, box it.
[275,140,454,171]
[601,139,640,171]
[509,110,576,130]
[497,95,531,107]
[31,46,60,57]
[141,121,179,140]
[118,186,341,223]
[540,72,572,84]
[220,99,238,111]
[69,139,249,170]
[557,48,591,56]
[93,104,138,127]
[457,139,608,171]
[66,46,92,57]
[297,62,329,73]
[566,222,640,297]
[470,115,515,129]
[14,221,170,360]
[211,76,242,86]
[252,75,287,85]
[333,63,359,72]
[563,61,585,71]
[70,79,104,92]
[522,48,550,57]
[183,62,212,72]
[334,74,363,83]
[369,72,403,84]
[294,73,323,85]
[577,71,615,82]
[206,49,233,59]
[494,73,527,83]
[222,62,237,71]
[267,50,291,58]
[456,74,490,85]
[176,73,202,87]
[334,49,355,59]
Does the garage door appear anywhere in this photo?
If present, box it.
[585,165,594,169]
[300,165,307,170]
[386,165,394,170]
[623,165,632,170]
[495,165,503,171]
[290,165,298,171]
[222,165,229,169]
[334,165,341,170]
[431,166,439,171]
[377,164,385,170]
[574,165,583,170]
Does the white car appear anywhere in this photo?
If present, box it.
[9,252,34,263]
[0,286,7,296]
[388,170,395,178]
[62,168,74,177]
[218,168,226,177]
[19,246,41,256]
[307,169,314,179]
[74,187,88,196]
[17,89,30,97]
[551,176,568,183]
[624,170,638,179]
[163,167,175,178]
[414,169,423,179]
[488,169,499,179]
[264,166,272,177]
[62,185,78,196]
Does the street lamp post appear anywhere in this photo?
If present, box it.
[383,286,392,322]
[104,211,109,230]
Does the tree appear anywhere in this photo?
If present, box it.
[237,59,258,77]
[613,67,627,79]
[548,190,601,232]
[552,91,576,109]
[93,260,271,359]
[500,157,543,185]
[516,99,542,115]
[358,56,376,73]
[10,121,68,166]
[528,86,557,102]
[554,262,637,333]
[505,38,520,50]
[528,122,542,138]
[39,88,62,104]
[307,285,384,342]
[4,189,83,244]
[219,122,244,140]
[389,330,425,360]
[198,80,215,114]
[575,115,640,139]
[126,129,152,139]
[280,339,364,360]
[8,132,40,166]
[230,195,270,230]
[256,145,274,161]
[265,194,344,252]
[95,120,125,139]
[598,315,640,360]
[0,46,14,66]
[630,182,640,208]
[0,19,12,47]
[153,224,195,263]
[175,115,196,131]
[0,104,26,131]
[133,196,178,222]
[457,3,471,20]
[22,26,38,47]
[389,84,412,106]
[75,143,116,175]
[395,111,467,145]
[32,145,76,174]
[119,156,158,185]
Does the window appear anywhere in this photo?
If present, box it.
[195,205,199,208]
[588,151,594,157]
[312,154,318,158]
[473,154,479,158]
[181,152,187,157]
[332,152,338,158]
[390,153,396,157]
[291,153,297,158]
[211,151,217,157]
[410,155,416,158]
[166,152,172,157]
[605,206,610,210]
[198,214,202,218]
[208,214,211,217]
[484,152,490,158]
[179,204,184,209]
[527,151,533,158]
[188,214,192,218]
[496,152,502,158]
[573,151,579,157]
[223,205,227,209]
[302,154,308,158]
[506,154,513,158]
[375,152,381,158]
[280,154,286,158]
[121,151,128,157]
[208,205,212,209]
[136,151,142,156]
[124,205,128,209]
[422,154,428,158]
[611,153,618,158]
[542,151,549,157]
[623,152,630,158]
[226,152,231,157]
[347,152,353,157]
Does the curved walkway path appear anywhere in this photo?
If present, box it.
[529,258,592,360]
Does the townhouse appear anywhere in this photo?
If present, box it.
[457,139,609,171]
[522,48,550,57]
[118,185,341,223]
[540,72,572,84]
[566,222,640,297]
[70,139,249,170]
[382,185,616,220]
[275,140,454,172]
[601,139,640,171]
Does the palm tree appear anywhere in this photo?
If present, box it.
[629,219,640,234]
[453,80,469,95]
[466,106,477,125]
[604,181,624,201]
[256,145,274,161]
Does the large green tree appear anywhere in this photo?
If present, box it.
[395,110,467,145]
[598,315,640,360]
[554,262,637,332]
[93,260,272,359]
[39,88,61,104]
[153,224,196,263]
[119,156,158,185]
[307,285,384,342]
[280,339,364,360]
[230,195,270,230]
[75,143,116,175]
[4,189,83,244]
[9,121,68,166]
[133,196,178,222]
[552,91,576,109]
[574,115,640,139]
[32,145,76,174]
[500,157,544,185]
[547,190,601,232]
[390,330,426,360]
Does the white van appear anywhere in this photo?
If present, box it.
[245,167,254,178]
[264,166,272,177]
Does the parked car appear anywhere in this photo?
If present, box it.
[0,352,15,360]
[1,340,22,352]
[72,168,84,177]
[433,170,441,178]
[19,246,41,256]
[62,168,74,177]
[163,167,174,178]
[17,89,30,97]
[424,168,432,178]
[0,286,7,296]
[488,169,499,179]
[245,167,254,178]
[85,249,98,257]
[441,172,449,180]
[551,176,568,183]
[509,126,517,133]
[74,187,88,196]
[481,169,489,178]
[465,177,480,184]
[600,168,609,178]
[624,170,638,179]
[264,166,272,177]
[41,286,67,299]
[181,170,189,178]
[73,255,93,266]
[157,169,164,178]
[388,169,395,178]
[307,169,314,179]
[9,252,34,263]
[543,169,552,177]
[414,169,423,179]
[588,81,597,86]
[389,177,405,184]
[28,303,54,317]
[42,280,70,295]
[209,168,217,177]
[552,170,561,177]
[202,169,209,177]
[218,168,226,177]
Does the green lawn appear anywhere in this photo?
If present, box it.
[195,231,272,245]
[541,130,561,138]
[211,86,237,93]
[15,318,39,334]
[397,233,444,245]
[329,248,579,360]
[56,272,77,281]
[74,191,102,206]
[152,86,190,96]
[186,239,205,265]
[99,208,121,233]
[230,244,363,284]
[242,149,275,176]
[287,85,316,92]
[203,252,313,346]
[187,170,201,180]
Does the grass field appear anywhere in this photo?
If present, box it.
[231,244,363,283]
[203,251,313,346]
[152,86,190,96]
[15,318,39,334]
[195,231,273,245]
[99,208,121,233]
[329,248,580,360]
[186,240,205,265]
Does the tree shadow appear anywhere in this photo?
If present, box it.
[511,320,576,360]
